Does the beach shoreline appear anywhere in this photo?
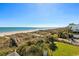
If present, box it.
[0,27,57,37]
[0,29,40,37]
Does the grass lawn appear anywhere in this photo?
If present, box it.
[53,42,79,56]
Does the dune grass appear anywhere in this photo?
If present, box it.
[0,47,16,56]
[53,42,79,56]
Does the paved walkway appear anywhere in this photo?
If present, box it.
[7,52,20,56]
[57,38,79,46]
[70,39,79,45]
[7,49,20,56]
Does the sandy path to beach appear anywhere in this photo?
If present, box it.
[0,29,39,37]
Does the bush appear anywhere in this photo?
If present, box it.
[26,45,43,56]
[51,34,59,39]
[16,35,58,56]
[17,40,57,56]
[17,44,43,56]
[58,32,69,39]
[47,49,53,56]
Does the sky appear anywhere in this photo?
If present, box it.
[0,3,79,27]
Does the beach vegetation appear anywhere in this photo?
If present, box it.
[16,37,57,56]
[51,34,58,39]
[0,26,79,56]
[0,47,16,56]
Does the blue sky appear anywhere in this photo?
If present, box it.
[0,3,79,27]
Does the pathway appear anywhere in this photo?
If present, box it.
[7,49,20,56]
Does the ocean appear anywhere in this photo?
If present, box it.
[0,27,56,33]
[0,27,39,32]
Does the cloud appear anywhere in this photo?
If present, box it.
[25,24,66,27]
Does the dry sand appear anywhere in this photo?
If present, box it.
[0,29,39,37]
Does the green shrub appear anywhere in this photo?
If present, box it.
[58,32,69,39]
[51,34,58,39]
[17,44,43,56]
[47,49,53,56]
[16,36,58,56]
[0,47,16,56]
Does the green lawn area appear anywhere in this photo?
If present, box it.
[53,42,79,56]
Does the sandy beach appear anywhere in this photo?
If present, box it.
[0,29,39,37]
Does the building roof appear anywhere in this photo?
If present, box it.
[69,24,79,32]
[73,34,79,38]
